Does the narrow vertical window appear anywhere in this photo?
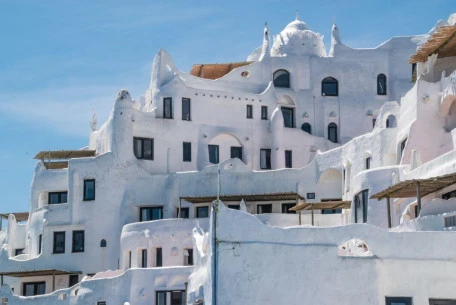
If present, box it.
[377,74,387,95]
[208,145,219,164]
[72,230,84,253]
[230,146,243,161]
[53,231,65,254]
[156,292,166,305]
[328,123,338,143]
[83,179,95,201]
[182,98,191,121]
[365,157,371,170]
[281,107,295,128]
[400,138,407,158]
[163,97,173,119]
[141,249,147,268]
[183,142,191,162]
[285,150,292,168]
[184,248,193,266]
[246,105,253,119]
[261,106,268,120]
[260,149,271,170]
[128,251,132,268]
[38,234,42,255]
[372,118,377,129]
[196,206,209,218]
[156,248,163,267]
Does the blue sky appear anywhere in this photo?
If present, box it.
[0,1,453,214]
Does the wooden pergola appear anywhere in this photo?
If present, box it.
[34,150,96,169]
[0,212,29,229]
[409,25,456,63]
[289,201,351,225]
[0,269,81,291]
[370,172,456,228]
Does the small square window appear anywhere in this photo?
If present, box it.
[257,204,272,214]
[53,231,65,254]
[49,191,68,204]
[307,192,315,199]
[140,207,163,222]
[246,105,253,119]
[177,207,189,218]
[228,205,240,210]
[230,146,243,161]
[83,179,95,201]
[385,297,412,305]
[72,230,84,253]
[281,203,296,214]
[69,275,79,287]
[196,206,209,218]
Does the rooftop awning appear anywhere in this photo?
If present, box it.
[0,269,81,277]
[409,25,456,63]
[34,150,96,160]
[43,161,69,170]
[181,192,304,204]
[290,200,351,212]
[190,62,253,80]
[0,212,29,222]
[370,172,456,200]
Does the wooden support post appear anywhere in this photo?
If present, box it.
[1,274,3,286]
[416,182,421,216]
[299,211,302,225]
[386,196,392,229]
[311,205,314,226]
[52,272,55,291]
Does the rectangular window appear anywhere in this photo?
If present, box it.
[156,291,166,305]
[182,98,191,121]
[140,206,164,222]
[230,146,243,161]
[322,209,342,214]
[156,248,163,267]
[246,105,253,118]
[257,204,272,214]
[354,189,369,223]
[83,179,95,201]
[163,97,173,119]
[128,251,132,268]
[97,302,107,305]
[23,282,45,296]
[72,230,84,253]
[53,231,65,254]
[442,190,456,200]
[183,142,192,162]
[38,234,42,255]
[285,150,292,168]
[429,299,456,305]
[444,215,456,227]
[260,149,271,170]
[184,248,193,266]
[365,157,371,170]
[307,192,316,199]
[69,275,79,287]
[156,291,186,305]
[386,297,412,305]
[177,207,189,218]
[133,137,154,160]
[261,106,268,120]
[208,145,219,164]
[49,191,68,204]
[141,249,147,268]
[15,248,24,256]
[171,291,185,305]
[228,205,240,210]
[196,206,209,218]
[281,107,295,128]
[281,203,296,214]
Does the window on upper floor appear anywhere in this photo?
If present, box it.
[261,106,268,120]
[230,146,243,161]
[260,149,271,170]
[365,157,371,170]
[196,206,209,218]
[83,179,95,201]
[386,114,396,128]
[183,142,191,162]
[15,248,24,256]
[72,230,84,253]
[53,231,65,254]
[208,145,219,164]
[49,191,68,204]
[281,107,295,128]
[281,203,296,214]
[97,302,107,305]
[182,98,191,121]
[38,234,42,255]
[412,63,417,82]
[246,105,253,119]
[385,297,412,305]
[285,150,292,168]
[354,189,369,223]
[141,249,147,268]
[228,204,240,210]
[273,69,290,88]
[134,137,154,160]
[307,192,315,200]
[184,248,193,266]
[322,77,338,96]
[23,282,45,296]
[429,299,456,305]
[163,97,173,119]
[155,247,163,267]
[140,206,163,222]
[301,123,312,134]
[328,123,338,143]
[257,204,272,214]
[377,74,387,95]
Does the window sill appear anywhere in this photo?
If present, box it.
[52,252,65,254]
[83,199,95,202]
[71,251,84,253]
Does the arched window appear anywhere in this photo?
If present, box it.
[322,77,338,96]
[328,123,338,143]
[386,114,396,128]
[273,70,290,88]
[301,123,312,134]
[377,74,387,95]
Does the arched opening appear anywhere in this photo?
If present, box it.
[301,123,312,134]
[386,114,397,128]
[328,123,338,143]
[377,74,387,95]
[208,133,244,164]
[273,70,290,88]
[318,168,343,200]
[322,77,338,96]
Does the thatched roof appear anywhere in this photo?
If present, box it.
[190,62,253,80]
[34,150,95,160]
[409,25,456,63]
[181,192,303,204]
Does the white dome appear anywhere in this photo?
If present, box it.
[271,18,326,57]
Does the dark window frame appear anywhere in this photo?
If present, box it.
[133,137,154,160]
[246,105,253,119]
[69,274,79,287]
[442,190,456,200]
[257,204,272,214]
[22,281,46,296]
[230,146,243,161]
[182,97,191,121]
[183,142,192,162]
[260,149,272,170]
[322,77,339,96]
[208,145,219,164]
[83,179,96,201]
[281,107,295,128]
[273,69,290,88]
[156,247,163,267]
[354,189,369,223]
[38,234,42,254]
[377,74,387,95]
[163,97,173,119]
[141,249,147,268]
[429,299,456,305]
[302,123,312,134]
[261,106,268,120]
[328,123,338,143]
[400,138,407,157]
[228,205,240,210]
[97,302,107,305]
[385,297,412,305]
[196,206,209,218]
[285,150,292,168]
[53,231,65,254]
[15,248,24,256]
[365,157,371,170]
[140,206,164,222]
[177,207,189,218]
[281,203,296,214]
[185,248,194,266]
[48,191,68,205]
[72,230,84,253]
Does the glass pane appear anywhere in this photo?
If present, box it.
[164,98,172,118]
[197,206,209,218]
[60,192,68,203]
[183,142,191,162]
[171,291,185,305]
[84,180,95,200]
[208,145,219,164]
[281,108,294,128]
[231,147,242,160]
[134,138,142,158]
[261,106,267,119]
[182,98,191,120]
[24,284,34,296]
[273,70,290,88]
[141,208,151,221]
[49,193,60,204]
[143,140,153,159]
[157,292,166,305]
[156,248,163,267]
[152,207,163,220]
[73,232,84,252]
[37,283,45,295]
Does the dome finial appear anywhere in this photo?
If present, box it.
[296,9,300,21]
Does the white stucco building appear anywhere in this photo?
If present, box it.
[1,12,456,305]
